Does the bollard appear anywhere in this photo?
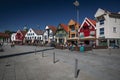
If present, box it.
[74,58,78,78]
[53,52,55,63]
[109,48,111,55]
[42,51,44,57]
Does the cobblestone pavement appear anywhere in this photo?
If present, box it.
[0,44,120,80]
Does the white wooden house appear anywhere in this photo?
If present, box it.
[95,8,120,47]
[25,28,43,45]
[43,26,57,44]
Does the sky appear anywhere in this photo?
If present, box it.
[0,0,120,32]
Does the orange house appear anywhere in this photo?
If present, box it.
[67,19,80,45]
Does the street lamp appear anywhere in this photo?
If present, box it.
[73,0,79,44]
[73,0,79,23]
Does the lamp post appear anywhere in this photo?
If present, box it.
[73,0,79,44]
[73,0,79,23]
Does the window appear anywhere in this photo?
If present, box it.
[90,31,95,36]
[99,19,104,25]
[113,27,116,33]
[71,34,75,38]
[100,28,104,35]
[70,25,75,31]
[80,32,84,38]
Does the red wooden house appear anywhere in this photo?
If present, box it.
[15,30,27,44]
[78,17,96,46]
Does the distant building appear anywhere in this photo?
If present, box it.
[94,8,120,47]
[0,32,10,43]
[78,17,96,46]
[11,30,27,44]
[55,24,68,44]
[25,28,43,45]
[43,26,57,44]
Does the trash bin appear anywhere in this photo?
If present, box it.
[80,46,84,52]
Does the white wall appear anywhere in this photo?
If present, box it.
[105,17,120,38]
[25,28,43,40]
[96,14,120,39]
[11,33,16,41]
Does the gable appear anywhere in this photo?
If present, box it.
[55,29,67,37]
[16,30,23,37]
[25,28,37,37]
[94,8,106,18]
[78,18,96,32]
[60,24,68,33]
[68,19,76,25]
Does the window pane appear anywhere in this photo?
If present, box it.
[113,27,116,33]
[100,19,104,25]
[100,28,104,35]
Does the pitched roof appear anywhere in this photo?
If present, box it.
[95,8,120,18]
[59,24,68,32]
[32,29,44,35]
[16,30,27,37]
[87,18,96,26]
[68,19,80,28]
[68,19,80,26]
[78,17,96,32]
[0,32,10,38]
[21,31,27,36]
[48,26,57,34]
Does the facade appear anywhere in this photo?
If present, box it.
[43,26,57,44]
[55,24,68,44]
[67,19,80,45]
[95,8,120,47]
[78,17,96,46]
[25,28,43,45]
[14,30,27,44]
[0,32,10,43]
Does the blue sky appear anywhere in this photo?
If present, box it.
[0,0,120,32]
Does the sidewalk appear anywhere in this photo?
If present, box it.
[0,45,120,80]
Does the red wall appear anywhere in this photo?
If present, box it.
[16,33,23,40]
[80,22,95,37]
